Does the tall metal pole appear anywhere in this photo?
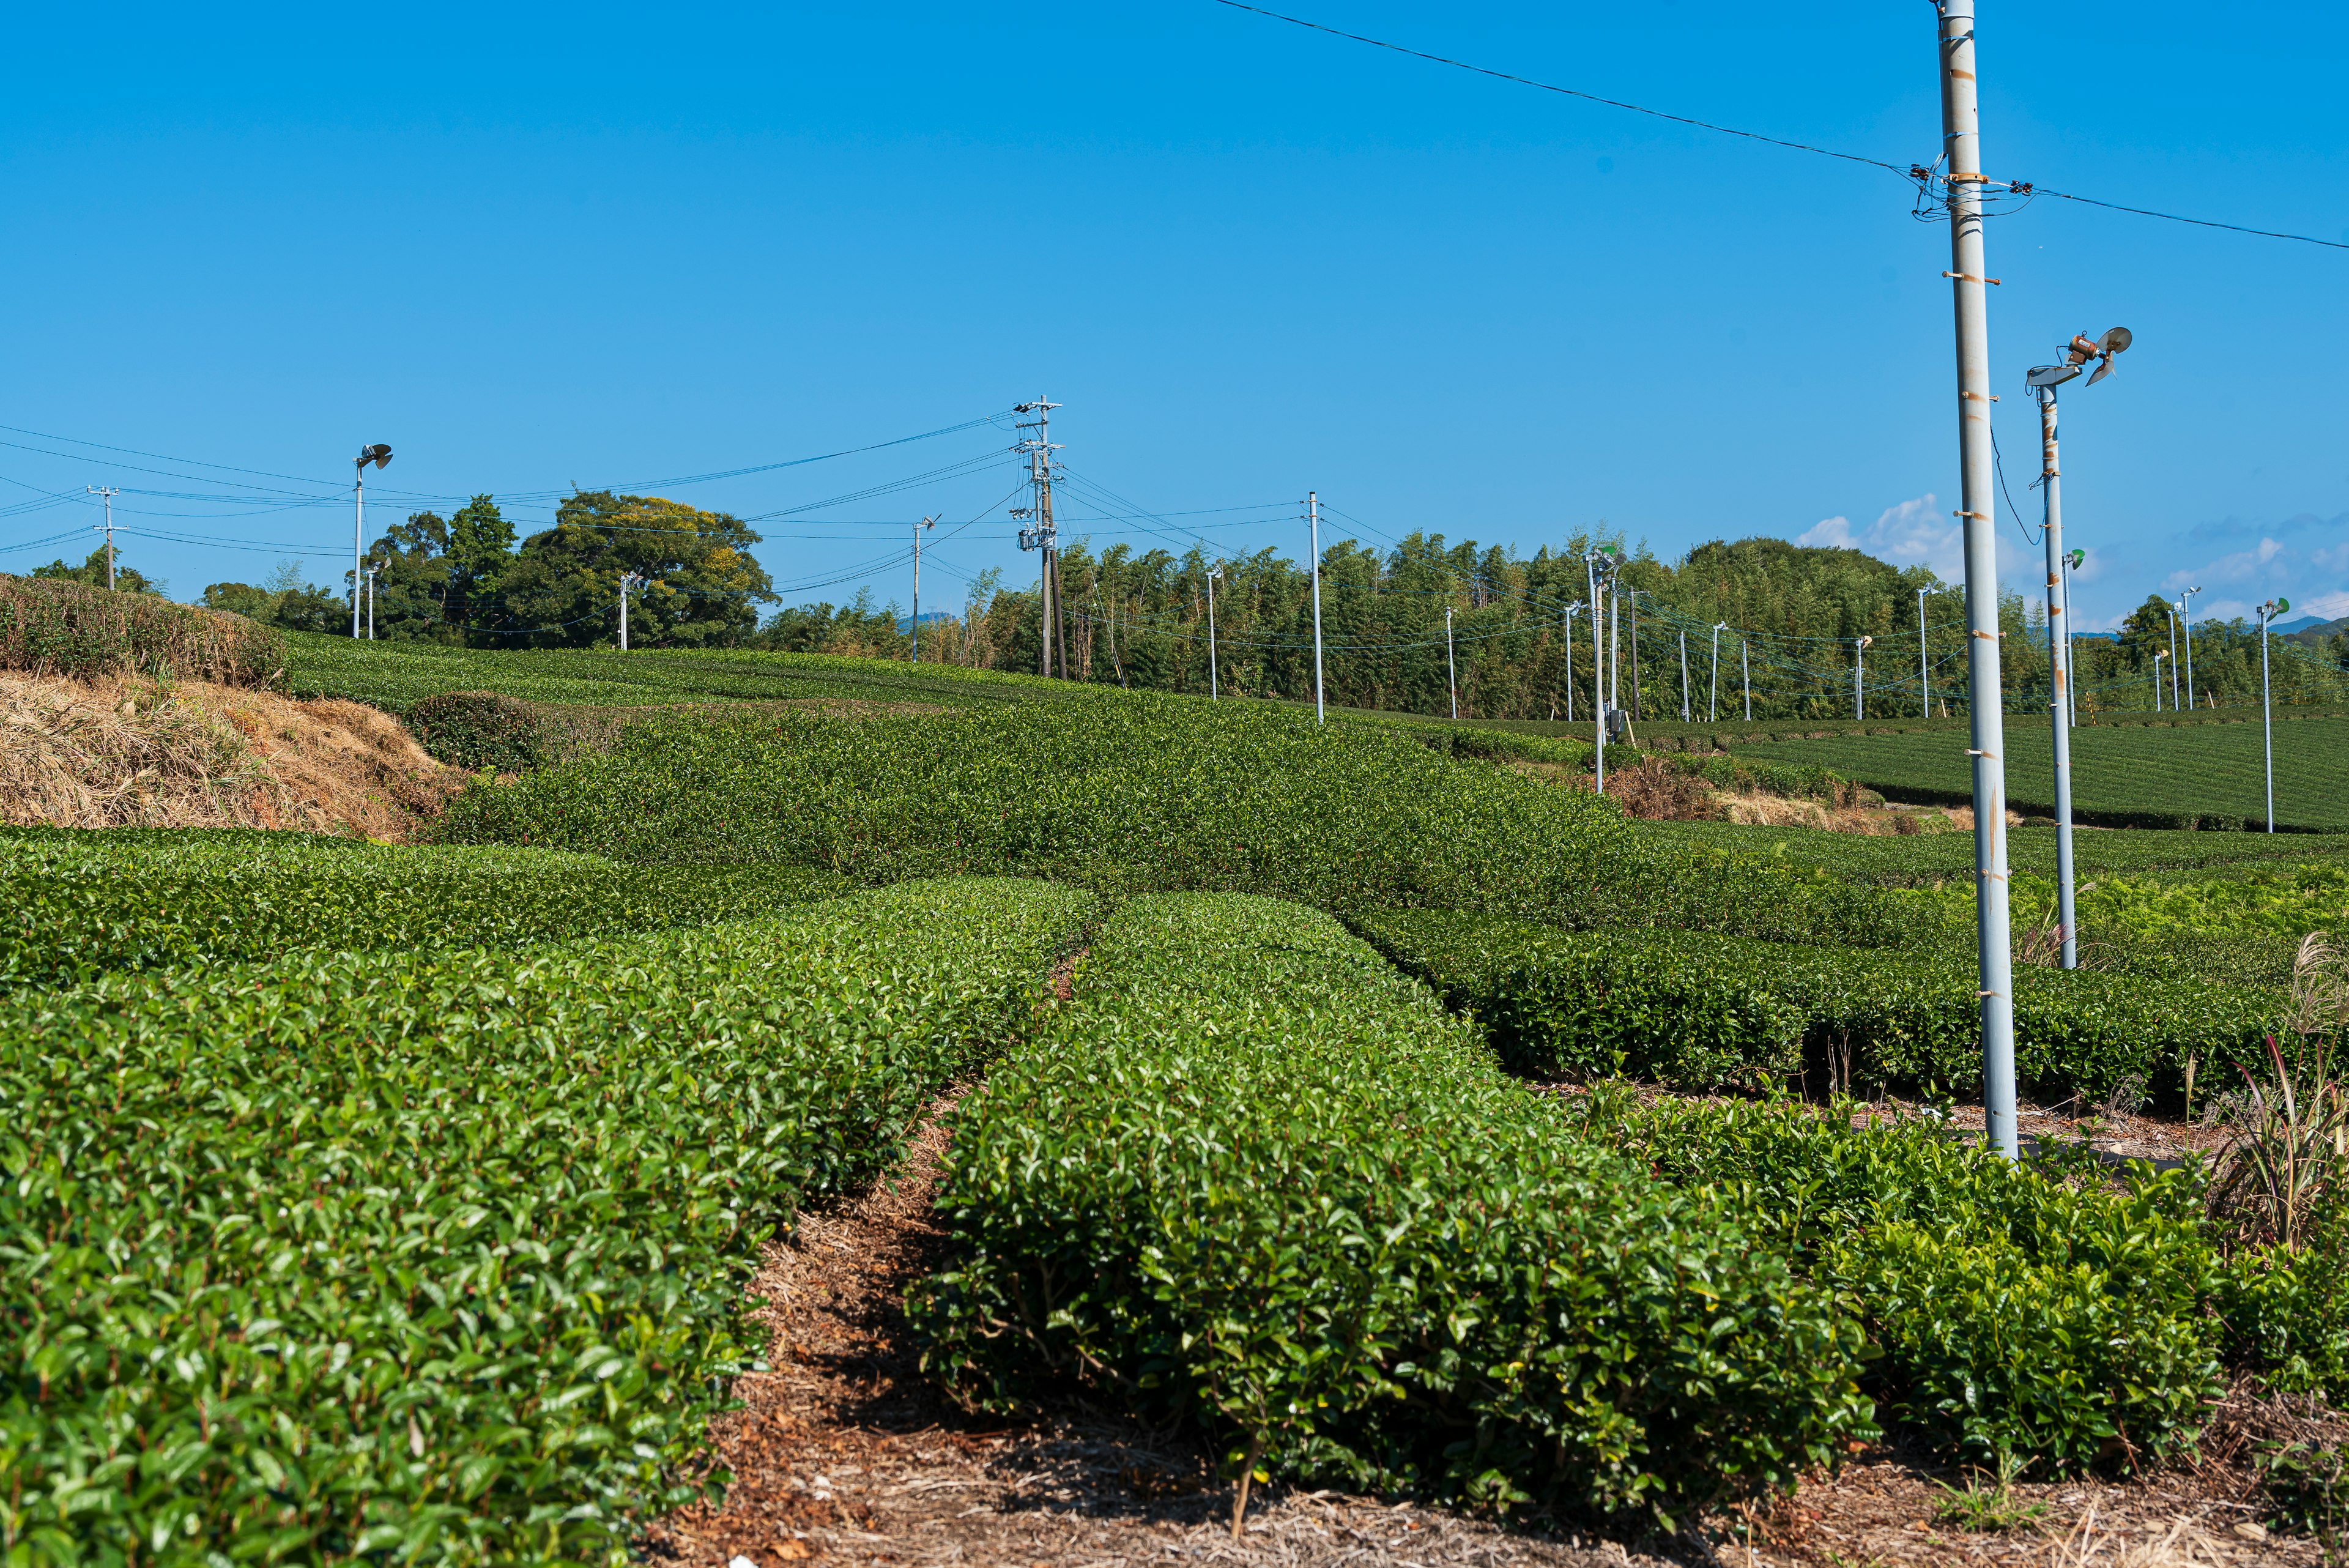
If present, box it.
[1308,492,1325,724]
[366,562,379,641]
[1918,585,1937,716]
[2153,650,2167,712]
[1937,0,2018,1159]
[2038,385,2078,969]
[911,515,935,661]
[2259,601,2278,831]
[1709,622,1724,722]
[1206,565,1221,699]
[353,466,366,638]
[2179,588,2201,709]
[1445,605,1458,720]
[2060,554,2078,726]
[1586,557,1606,792]
[84,487,121,590]
[1677,628,1691,721]
[1741,637,1751,721]
[618,572,630,653]
[1608,578,1622,717]
[2165,606,2180,710]
[1564,603,1579,723]
[1854,636,1869,721]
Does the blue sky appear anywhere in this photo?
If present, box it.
[2,2,2342,632]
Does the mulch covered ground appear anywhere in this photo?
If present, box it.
[642,1107,2333,1568]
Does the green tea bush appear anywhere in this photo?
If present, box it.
[404,689,640,770]
[911,893,1874,1526]
[0,826,846,991]
[432,705,1926,948]
[0,573,284,685]
[1356,909,2282,1104]
[1567,1093,2225,1471]
[0,877,1086,1564]
[2216,1204,2349,1400]
[283,632,1111,715]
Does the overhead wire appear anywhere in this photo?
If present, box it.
[1203,0,2349,253]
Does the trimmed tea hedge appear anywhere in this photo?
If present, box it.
[431,704,1927,949]
[404,690,642,771]
[1567,1092,2225,1470]
[1354,909,2282,1104]
[0,573,283,686]
[0,877,1088,1562]
[912,893,1873,1526]
[0,826,847,991]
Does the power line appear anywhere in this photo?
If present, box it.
[1203,0,1906,176]
[1204,0,2349,254]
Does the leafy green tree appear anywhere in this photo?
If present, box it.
[34,548,163,596]
[444,495,516,633]
[495,491,774,648]
[202,560,351,633]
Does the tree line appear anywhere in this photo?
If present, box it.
[57,498,2349,722]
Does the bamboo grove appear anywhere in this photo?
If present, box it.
[768,532,2349,723]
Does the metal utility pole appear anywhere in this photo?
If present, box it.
[2258,597,2287,831]
[1677,628,1691,721]
[910,515,937,661]
[2028,367,2081,969]
[1709,622,1724,722]
[1741,637,1751,720]
[1014,401,1063,677]
[2153,649,2168,712]
[1935,0,2018,1159]
[1206,563,1222,699]
[1585,554,1608,792]
[2178,586,2202,709]
[1917,585,1941,716]
[1445,605,1458,720]
[1608,575,1622,718]
[352,444,391,637]
[1307,492,1326,723]
[2060,549,2082,726]
[1854,636,1872,721]
[86,486,120,589]
[1627,590,1642,721]
[1563,601,1582,723]
[365,559,382,640]
[2165,604,2181,710]
[618,570,646,652]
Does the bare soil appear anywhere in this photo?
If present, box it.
[647,1101,2330,1568]
[0,671,461,838]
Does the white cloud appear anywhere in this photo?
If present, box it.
[2150,535,2346,625]
[1796,492,2020,582]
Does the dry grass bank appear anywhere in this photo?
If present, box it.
[1,671,461,839]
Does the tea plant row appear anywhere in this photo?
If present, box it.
[1353,908,2281,1106]
[430,704,1928,951]
[4,877,1086,1564]
[913,893,1873,1526]
[0,826,843,992]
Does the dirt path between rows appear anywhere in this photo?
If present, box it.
[640,1107,1670,1568]
[644,1112,2329,1568]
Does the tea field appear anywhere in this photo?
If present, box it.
[1729,711,2349,830]
[9,641,2346,1558]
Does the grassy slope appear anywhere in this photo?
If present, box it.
[1730,715,2349,830]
